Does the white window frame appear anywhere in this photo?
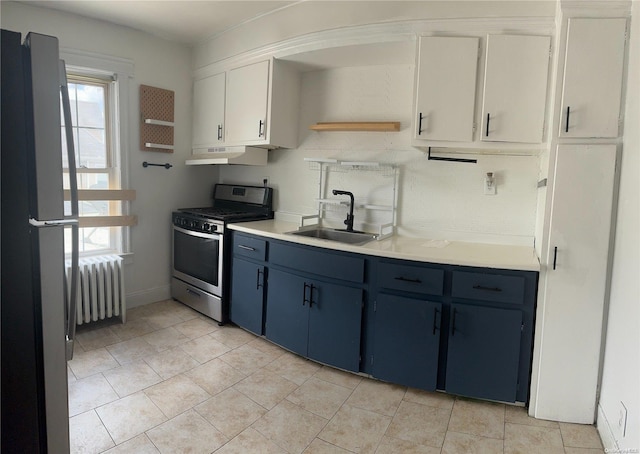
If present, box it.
[67,74,119,255]
[61,48,134,258]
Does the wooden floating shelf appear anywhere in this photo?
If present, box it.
[309,122,400,132]
[144,118,175,127]
[145,142,174,150]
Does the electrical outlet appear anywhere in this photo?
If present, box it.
[618,401,628,437]
[484,172,496,195]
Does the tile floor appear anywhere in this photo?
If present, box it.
[68,299,605,454]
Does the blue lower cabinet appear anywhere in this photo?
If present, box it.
[372,294,442,390]
[230,257,265,335]
[265,268,309,357]
[445,303,523,402]
[307,282,362,372]
[265,267,363,372]
[230,234,537,404]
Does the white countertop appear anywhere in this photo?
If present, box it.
[228,220,540,272]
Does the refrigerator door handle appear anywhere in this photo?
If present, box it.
[59,60,79,360]
[29,218,78,227]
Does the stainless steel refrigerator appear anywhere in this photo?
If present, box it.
[1,29,79,453]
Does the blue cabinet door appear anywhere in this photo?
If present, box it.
[372,294,441,390]
[445,303,522,402]
[307,282,362,372]
[229,257,265,335]
[265,268,309,357]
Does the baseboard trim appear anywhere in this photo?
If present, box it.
[597,404,619,452]
[126,285,171,309]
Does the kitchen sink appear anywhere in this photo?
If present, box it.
[288,227,378,246]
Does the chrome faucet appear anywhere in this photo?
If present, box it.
[332,189,355,232]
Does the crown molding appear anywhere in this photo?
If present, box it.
[194,16,556,78]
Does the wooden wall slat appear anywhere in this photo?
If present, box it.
[64,189,136,201]
[79,216,138,228]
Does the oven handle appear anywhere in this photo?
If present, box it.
[173,225,222,240]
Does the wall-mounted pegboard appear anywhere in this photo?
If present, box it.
[140,84,175,152]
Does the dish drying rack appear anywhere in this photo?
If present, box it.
[301,158,398,239]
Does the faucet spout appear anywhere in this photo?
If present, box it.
[332,189,355,232]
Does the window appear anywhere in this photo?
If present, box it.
[59,49,135,258]
[62,73,122,255]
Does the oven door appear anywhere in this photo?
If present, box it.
[172,225,223,296]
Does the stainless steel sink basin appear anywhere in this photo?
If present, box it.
[288,227,378,245]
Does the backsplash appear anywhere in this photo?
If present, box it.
[219,65,539,246]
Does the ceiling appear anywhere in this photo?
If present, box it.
[23,1,298,46]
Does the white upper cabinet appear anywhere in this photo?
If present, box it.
[481,34,551,144]
[560,18,627,138]
[224,59,300,149]
[192,72,226,152]
[413,36,480,142]
[226,60,270,145]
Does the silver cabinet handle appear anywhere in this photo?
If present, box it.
[238,244,255,251]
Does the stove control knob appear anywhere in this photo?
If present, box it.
[210,224,217,232]
[202,223,210,232]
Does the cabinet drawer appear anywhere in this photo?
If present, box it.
[232,234,267,261]
[377,262,444,296]
[452,271,525,304]
[270,242,364,283]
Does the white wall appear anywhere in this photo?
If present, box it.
[597,2,639,450]
[1,2,217,307]
[220,65,539,245]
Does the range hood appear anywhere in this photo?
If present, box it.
[185,147,267,166]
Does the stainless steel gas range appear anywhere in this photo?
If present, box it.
[171,184,273,323]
